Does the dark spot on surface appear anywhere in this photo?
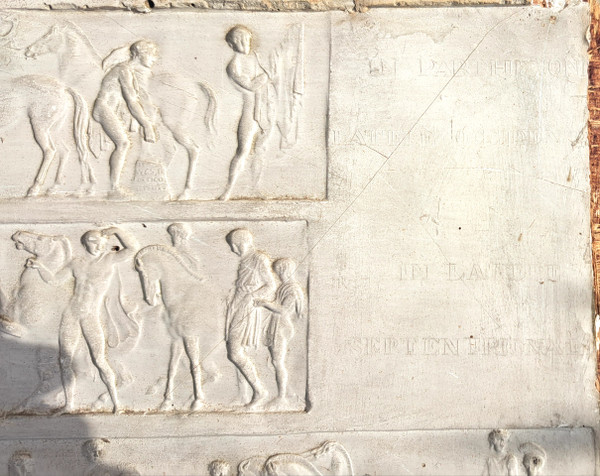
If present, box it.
[458,227,462,230]
[422,463,426,468]
[147,0,155,7]
[112,246,120,252]
[142,223,147,228]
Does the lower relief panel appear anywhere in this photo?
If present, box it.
[0,429,594,475]
[0,220,309,416]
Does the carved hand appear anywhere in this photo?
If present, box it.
[101,227,118,237]
[144,125,157,143]
[25,257,39,269]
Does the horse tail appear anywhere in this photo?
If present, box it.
[198,81,217,135]
[66,87,96,186]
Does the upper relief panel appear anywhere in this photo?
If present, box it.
[0,12,329,201]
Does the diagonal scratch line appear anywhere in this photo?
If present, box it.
[166,11,523,400]
[300,9,522,263]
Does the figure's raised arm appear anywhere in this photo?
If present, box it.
[118,68,156,142]
[102,227,139,264]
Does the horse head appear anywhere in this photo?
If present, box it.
[135,250,161,307]
[12,231,69,258]
[237,456,265,476]
[25,25,63,59]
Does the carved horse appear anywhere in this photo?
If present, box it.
[0,231,73,413]
[135,245,218,411]
[0,75,95,197]
[26,24,218,200]
[238,441,354,476]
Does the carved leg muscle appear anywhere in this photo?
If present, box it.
[80,315,119,412]
[58,311,82,412]
[161,339,183,411]
[182,336,204,411]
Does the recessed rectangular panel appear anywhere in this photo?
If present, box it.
[0,11,329,201]
[0,220,308,415]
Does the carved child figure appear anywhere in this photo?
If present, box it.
[483,429,518,476]
[219,26,271,201]
[257,258,306,410]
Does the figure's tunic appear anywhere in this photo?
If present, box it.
[266,281,305,346]
[228,251,274,348]
[483,454,518,476]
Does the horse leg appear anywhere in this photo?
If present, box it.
[47,137,70,196]
[160,339,183,411]
[27,114,57,197]
[171,128,200,201]
[182,336,204,411]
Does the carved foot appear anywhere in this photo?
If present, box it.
[264,396,291,412]
[76,183,95,197]
[245,390,269,411]
[59,402,77,415]
[177,189,193,201]
[217,191,231,201]
[45,186,60,197]
[107,188,129,200]
[26,184,42,198]
[190,398,205,412]
[159,398,175,412]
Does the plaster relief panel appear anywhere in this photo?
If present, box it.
[0,220,309,415]
[0,3,595,475]
[0,12,328,201]
[0,429,594,475]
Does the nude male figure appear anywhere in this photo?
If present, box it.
[30,227,138,413]
[219,26,271,201]
[93,40,159,198]
[225,229,276,408]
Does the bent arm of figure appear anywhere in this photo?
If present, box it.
[257,257,277,296]
[257,299,283,314]
[34,262,72,286]
[105,227,139,264]
[119,69,153,130]
[227,62,269,92]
